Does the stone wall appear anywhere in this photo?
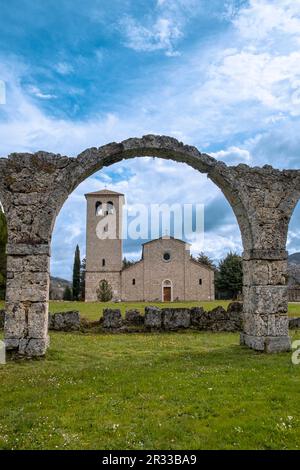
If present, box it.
[48,311,80,332]
[2,305,300,335]
[101,302,244,332]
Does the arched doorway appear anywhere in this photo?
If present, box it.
[162,280,173,302]
[0,134,298,356]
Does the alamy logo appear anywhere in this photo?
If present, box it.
[0,340,6,365]
[96,202,205,249]
[291,340,300,365]
[0,80,6,105]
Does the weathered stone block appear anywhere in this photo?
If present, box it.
[6,272,49,302]
[48,311,80,331]
[227,302,243,326]
[28,302,49,337]
[209,306,228,320]
[4,303,27,338]
[265,336,291,353]
[243,249,288,261]
[241,329,291,353]
[227,302,243,313]
[5,338,20,350]
[144,306,162,329]
[243,259,287,286]
[6,243,51,256]
[6,254,50,273]
[243,312,289,337]
[125,310,144,326]
[190,307,206,327]
[289,317,300,329]
[162,308,190,330]
[243,286,288,314]
[102,309,122,329]
[18,337,50,356]
[240,333,265,351]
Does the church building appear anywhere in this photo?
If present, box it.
[85,189,215,302]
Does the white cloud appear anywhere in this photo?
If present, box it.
[120,15,182,56]
[55,62,74,75]
[119,0,204,56]
[212,146,251,165]
[234,0,300,43]
[27,85,57,100]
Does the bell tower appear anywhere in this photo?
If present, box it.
[85,189,125,301]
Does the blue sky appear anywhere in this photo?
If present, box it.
[1,0,300,279]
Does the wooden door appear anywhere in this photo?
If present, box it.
[163,286,171,302]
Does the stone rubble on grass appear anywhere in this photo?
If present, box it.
[102,309,123,329]
[125,309,144,326]
[144,306,162,330]
[162,308,191,330]
[289,317,300,329]
[48,311,80,331]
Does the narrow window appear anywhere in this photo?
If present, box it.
[132,278,136,285]
[102,259,106,267]
[107,201,114,214]
[104,224,108,232]
[199,278,202,285]
[95,201,102,216]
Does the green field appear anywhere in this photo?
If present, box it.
[1,300,300,450]
[1,300,299,321]
[0,330,300,450]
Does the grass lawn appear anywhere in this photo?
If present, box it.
[0,330,300,450]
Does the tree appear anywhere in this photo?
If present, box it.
[0,210,7,300]
[80,257,86,301]
[72,245,81,301]
[122,257,136,269]
[215,252,243,300]
[97,279,113,302]
[195,252,216,270]
[63,286,73,301]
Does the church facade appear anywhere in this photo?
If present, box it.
[85,189,215,302]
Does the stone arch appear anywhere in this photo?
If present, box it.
[1,134,299,356]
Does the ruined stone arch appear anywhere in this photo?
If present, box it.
[0,134,299,357]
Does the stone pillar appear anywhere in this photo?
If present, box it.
[241,249,291,353]
[4,243,50,356]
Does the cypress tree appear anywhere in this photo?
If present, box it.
[80,257,86,301]
[72,245,81,301]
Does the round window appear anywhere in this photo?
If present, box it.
[163,252,171,262]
